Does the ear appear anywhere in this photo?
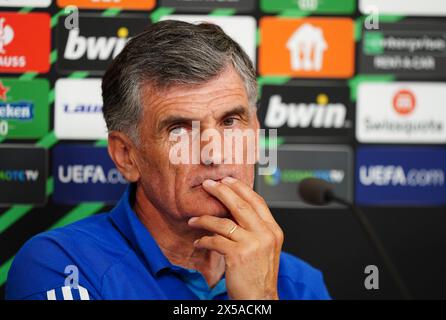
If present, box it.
[108,131,141,183]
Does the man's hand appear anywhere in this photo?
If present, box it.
[188,176,284,300]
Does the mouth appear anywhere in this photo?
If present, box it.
[191,175,233,188]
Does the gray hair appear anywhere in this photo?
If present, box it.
[102,20,257,143]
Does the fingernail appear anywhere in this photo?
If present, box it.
[222,176,236,184]
[193,239,200,246]
[188,217,198,224]
[203,179,217,187]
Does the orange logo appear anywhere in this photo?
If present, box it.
[57,0,156,10]
[393,90,416,115]
[259,17,355,78]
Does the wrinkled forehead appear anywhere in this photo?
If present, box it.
[140,67,252,126]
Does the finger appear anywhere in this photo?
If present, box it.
[188,215,248,242]
[221,177,276,224]
[194,234,236,256]
[221,177,284,244]
[202,179,262,231]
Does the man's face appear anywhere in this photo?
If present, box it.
[134,66,259,220]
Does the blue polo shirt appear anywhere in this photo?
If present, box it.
[6,184,331,300]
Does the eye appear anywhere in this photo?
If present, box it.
[169,126,188,136]
[223,117,238,126]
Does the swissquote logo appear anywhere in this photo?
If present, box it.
[57,15,148,74]
[286,23,327,72]
[0,13,50,73]
[393,90,416,115]
[356,82,446,144]
[259,17,354,78]
[259,83,353,141]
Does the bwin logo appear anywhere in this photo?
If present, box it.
[264,94,348,129]
[64,27,129,61]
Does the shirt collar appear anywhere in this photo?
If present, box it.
[109,184,227,298]
[109,183,173,276]
[173,267,227,300]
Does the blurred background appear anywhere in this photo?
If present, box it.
[0,0,446,299]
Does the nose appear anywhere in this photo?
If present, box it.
[200,130,225,167]
[198,125,232,167]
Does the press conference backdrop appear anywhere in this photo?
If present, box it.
[1,0,446,299]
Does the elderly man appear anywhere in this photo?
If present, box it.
[6,20,330,300]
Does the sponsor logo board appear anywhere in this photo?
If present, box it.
[55,78,107,140]
[57,15,149,74]
[0,12,50,73]
[360,0,446,17]
[161,15,257,64]
[160,0,254,12]
[261,0,356,14]
[360,21,446,77]
[0,78,49,139]
[259,17,355,78]
[256,144,353,208]
[0,145,47,206]
[356,82,446,144]
[57,0,155,10]
[53,145,128,204]
[0,0,51,7]
[356,147,446,206]
[259,82,353,142]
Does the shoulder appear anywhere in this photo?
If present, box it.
[278,251,332,300]
[6,213,131,300]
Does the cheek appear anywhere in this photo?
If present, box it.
[138,144,176,187]
[173,165,195,191]
[231,164,255,188]
[146,137,178,168]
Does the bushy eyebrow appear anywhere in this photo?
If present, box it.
[157,105,250,132]
[219,106,250,122]
[157,115,195,132]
